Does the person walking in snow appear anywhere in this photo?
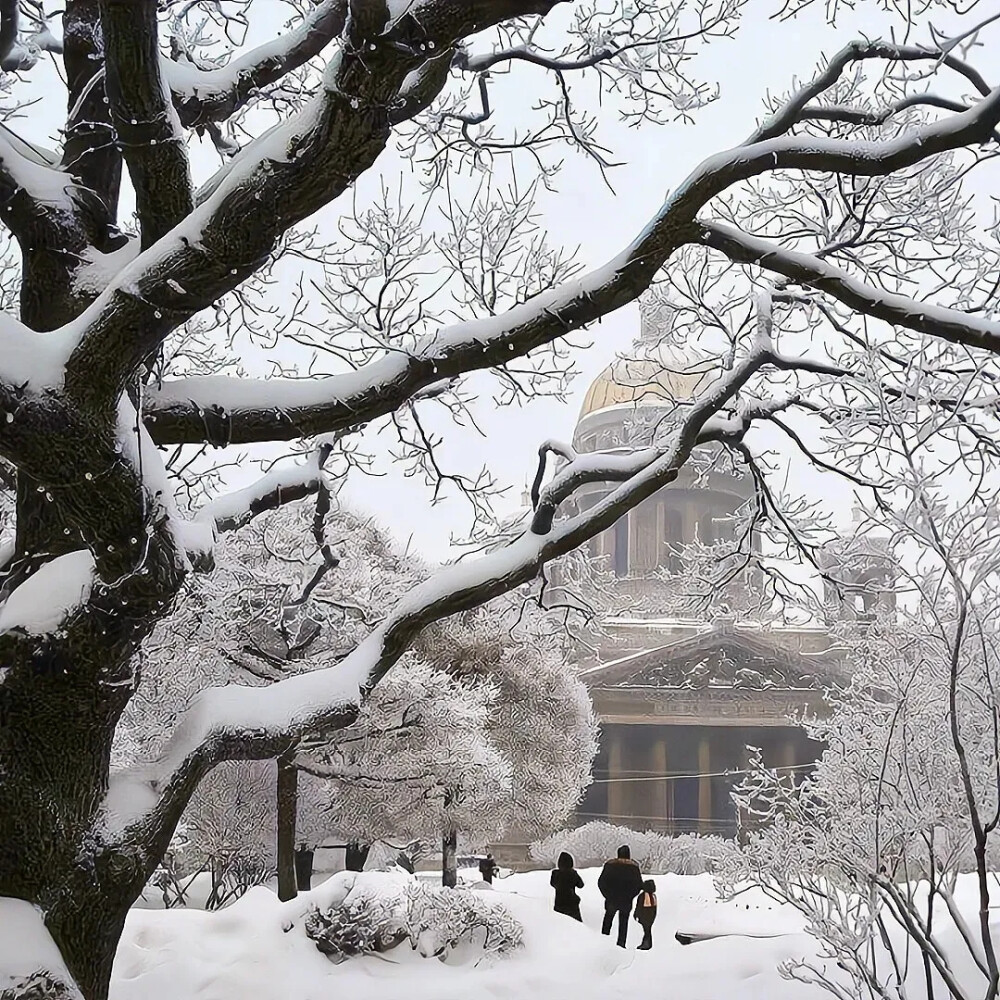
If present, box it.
[550,851,584,921]
[598,845,644,947]
[478,853,500,884]
[633,878,657,950]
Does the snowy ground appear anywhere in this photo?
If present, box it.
[111,868,833,1000]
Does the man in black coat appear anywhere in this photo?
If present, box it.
[597,845,644,947]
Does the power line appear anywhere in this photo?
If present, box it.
[591,762,812,783]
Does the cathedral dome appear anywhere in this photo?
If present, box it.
[579,356,718,421]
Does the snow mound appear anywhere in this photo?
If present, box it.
[0,550,96,637]
[111,869,830,1000]
[0,898,81,999]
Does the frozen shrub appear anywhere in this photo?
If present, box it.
[404,882,523,960]
[0,972,81,1000]
[530,822,735,874]
[303,878,522,965]
[303,895,405,963]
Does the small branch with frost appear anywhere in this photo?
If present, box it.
[746,38,993,144]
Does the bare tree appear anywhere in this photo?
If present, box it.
[0,2,998,998]
[729,477,1000,1000]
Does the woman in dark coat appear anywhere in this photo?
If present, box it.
[633,878,657,950]
[550,851,584,921]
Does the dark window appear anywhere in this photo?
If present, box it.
[672,777,699,833]
[662,506,682,573]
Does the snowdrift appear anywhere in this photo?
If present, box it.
[110,868,828,1000]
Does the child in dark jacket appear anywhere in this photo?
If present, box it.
[633,879,657,950]
[550,851,584,921]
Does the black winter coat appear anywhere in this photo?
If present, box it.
[597,858,643,908]
[550,867,584,913]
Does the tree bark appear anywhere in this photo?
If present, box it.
[276,755,298,902]
[345,841,370,872]
[441,828,458,889]
[0,632,150,1000]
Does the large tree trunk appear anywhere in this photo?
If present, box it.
[0,628,153,1000]
[276,755,298,901]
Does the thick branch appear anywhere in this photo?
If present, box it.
[65,0,550,401]
[144,77,1000,447]
[194,451,326,535]
[100,348,773,861]
[101,0,194,250]
[696,221,1000,355]
[61,0,121,229]
[165,0,348,128]
[748,39,993,144]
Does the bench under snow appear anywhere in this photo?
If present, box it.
[675,929,793,945]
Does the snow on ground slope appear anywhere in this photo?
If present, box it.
[111,867,832,1000]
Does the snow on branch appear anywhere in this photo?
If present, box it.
[164,0,348,128]
[143,72,1000,449]
[0,126,82,242]
[99,347,780,850]
[0,898,80,999]
[61,0,561,403]
[696,221,1000,354]
[194,449,327,535]
[747,38,993,144]
[0,549,96,638]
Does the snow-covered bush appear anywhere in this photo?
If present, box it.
[403,882,523,961]
[303,879,522,965]
[304,895,406,962]
[0,972,81,1000]
[530,822,736,875]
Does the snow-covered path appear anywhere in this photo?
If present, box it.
[111,869,831,1000]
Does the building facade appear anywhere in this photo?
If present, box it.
[556,314,890,840]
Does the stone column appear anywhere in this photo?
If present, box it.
[607,728,624,823]
[651,736,669,828]
[698,734,712,832]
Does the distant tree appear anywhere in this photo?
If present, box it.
[728,468,1000,1000]
[119,500,597,890]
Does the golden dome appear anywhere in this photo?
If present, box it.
[579,357,718,421]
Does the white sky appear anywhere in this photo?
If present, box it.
[10,1,995,567]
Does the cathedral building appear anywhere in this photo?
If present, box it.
[555,308,895,839]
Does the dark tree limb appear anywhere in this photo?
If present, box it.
[166,0,349,129]
[695,221,1000,355]
[63,0,570,403]
[142,74,1000,448]
[61,0,121,232]
[101,0,194,250]
[748,38,993,145]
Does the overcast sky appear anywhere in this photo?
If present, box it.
[13,1,996,567]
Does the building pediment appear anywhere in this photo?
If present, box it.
[581,625,846,691]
